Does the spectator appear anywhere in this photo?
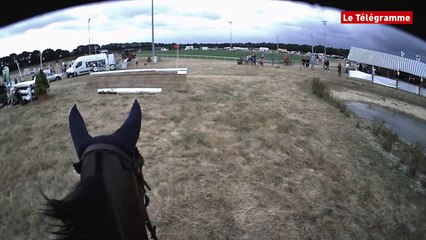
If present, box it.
[284,55,289,66]
[337,63,342,77]
[259,53,265,66]
[324,59,330,71]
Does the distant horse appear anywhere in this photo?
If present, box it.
[301,58,310,68]
[42,99,157,240]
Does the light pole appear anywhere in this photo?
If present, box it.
[228,21,233,49]
[310,30,315,69]
[151,0,155,61]
[40,51,43,70]
[14,58,22,82]
[88,18,91,55]
[322,20,327,60]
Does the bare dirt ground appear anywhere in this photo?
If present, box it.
[0,58,425,239]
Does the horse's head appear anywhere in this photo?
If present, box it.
[43,100,156,240]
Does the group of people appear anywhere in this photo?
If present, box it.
[237,53,268,66]
[1,66,33,108]
[324,60,343,77]
[237,53,343,77]
[325,60,343,77]
[1,81,33,107]
[300,57,343,77]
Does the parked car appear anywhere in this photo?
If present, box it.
[45,72,63,82]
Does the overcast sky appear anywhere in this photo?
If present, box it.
[0,0,425,61]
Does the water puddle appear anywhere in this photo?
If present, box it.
[347,102,426,152]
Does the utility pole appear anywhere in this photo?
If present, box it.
[88,18,91,55]
[276,35,279,51]
[229,21,233,49]
[151,0,155,60]
[310,31,314,69]
[14,59,23,81]
[322,20,327,60]
[40,51,43,70]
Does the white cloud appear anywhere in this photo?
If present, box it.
[0,0,424,61]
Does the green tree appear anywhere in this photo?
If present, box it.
[34,69,50,97]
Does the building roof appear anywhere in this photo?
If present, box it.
[347,47,426,78]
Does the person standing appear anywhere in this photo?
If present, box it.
[8,78,16,105]
[324,59,330,71]
[259,53,265,66]
[337,63,342,77]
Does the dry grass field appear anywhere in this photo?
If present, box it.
[0,58,425,239]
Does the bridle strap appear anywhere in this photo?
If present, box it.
[81,143,133,168]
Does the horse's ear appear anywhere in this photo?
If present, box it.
[112,99,142,150]
[69,104,91,157]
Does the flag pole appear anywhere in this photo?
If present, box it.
[176,44,179,68]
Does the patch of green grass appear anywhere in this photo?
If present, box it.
[355,121,361,129]
[381,127,398,152]
[370,120,398,152]
[371,120,384,136]
[405,145,426,176]
[311,77,329,98]
[178,129,208,146]
[370,119,426,177]
[137,49,304,63]
[0,93,6,103]
[311,77,349,116]
[169,114,183,124]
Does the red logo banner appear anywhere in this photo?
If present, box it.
[341,11,413,24]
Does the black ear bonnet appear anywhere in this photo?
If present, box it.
[68,99,142,161]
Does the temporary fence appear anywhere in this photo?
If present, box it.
[348,70,426,97]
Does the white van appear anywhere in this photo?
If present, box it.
[66,53,116,78]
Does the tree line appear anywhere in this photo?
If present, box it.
[0,42,349,72]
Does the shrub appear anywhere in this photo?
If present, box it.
[311,77,349,116]
[311,77,328,98]
[406,145,426,176]
[0,93,6,103]
[34,70,50,97]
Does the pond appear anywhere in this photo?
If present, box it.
[346,102,426,152]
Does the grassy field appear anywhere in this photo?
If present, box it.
[0,58,425,239]
[136,49,317,64]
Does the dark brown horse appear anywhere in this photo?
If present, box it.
[42,99,157,240]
